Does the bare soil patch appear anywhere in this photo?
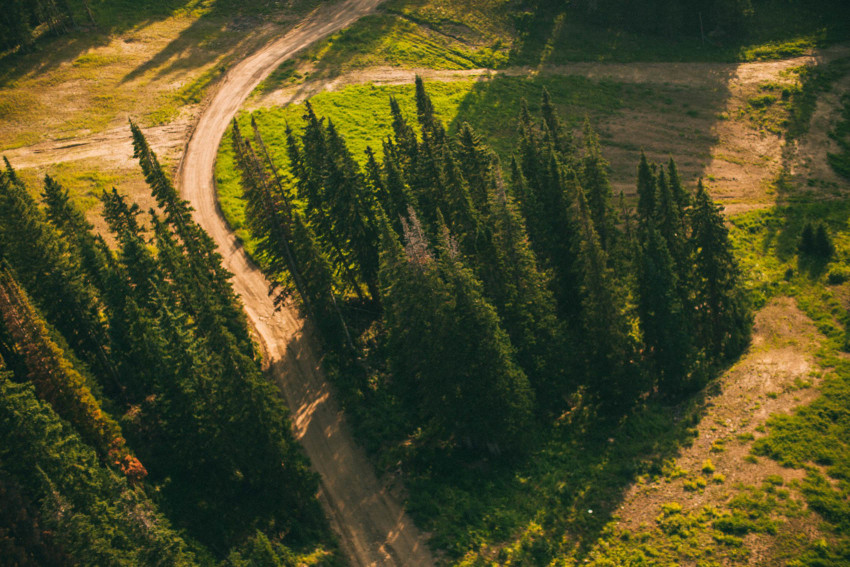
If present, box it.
[615,297,823,532]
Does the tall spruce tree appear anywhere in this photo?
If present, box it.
[637,226,693,396]
[129,121,252,350]
[636,152,657,225]
[380,212,533,450]
[0,265,145,482]
[482,174,571,404]
[573,184,640,405]
[579,118,619,253]
[0,379,198,566]
[690,180,751,360]
[0,162,111,384]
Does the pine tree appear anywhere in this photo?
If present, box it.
[436,230,534,450]
[0,379,197,566]
[573,184,640,405]
[580,118,619,252]
[483,174,571,404]
[379,139,416,231]
[129,121,252,350]
[388,96,419,172]
[637,226,693,396]
[455,122,496,211]
[0,162,110,383]
[437,142,482,253]
[381,212,533,451]
[323,119,382,302]
[690,180,751,360]
[636,152,657,225]
[41,176,111,293]
[0,265,146,482]
[511,119,582,321]
[540,87,573,157]
[667,157,691,214]
[654,165,689,274]
[291,105,367,300]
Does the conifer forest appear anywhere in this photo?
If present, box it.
[1,0,849,565]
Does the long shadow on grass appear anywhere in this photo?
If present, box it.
[118,0,284,85]
[397,389,721,561]
[445,66,734,196]
[0,0,202,86]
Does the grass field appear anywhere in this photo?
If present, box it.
[0,0,320,151]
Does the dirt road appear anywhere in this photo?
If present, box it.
[175,1,435,565]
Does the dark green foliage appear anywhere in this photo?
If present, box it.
[0,465,68,566]
[573,185,640,404]
[0,0,34,51]
[0,266,144,482]
[380,213,533,450]
[232,81,751,456]
[231,119,352,348]
[690,180,752,359]
[571,0,754,37]
[130,121,253,353]
[637,227,694,395]
[97,189,324,553]
[0,378,198,566]
[42,176,112,293]
[636,152,657,225]
[1,124,334,561]
[579,117,619,253]
[0,161,112,386]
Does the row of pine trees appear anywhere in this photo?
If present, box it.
[230,78,752,452]
[0,128,330,565]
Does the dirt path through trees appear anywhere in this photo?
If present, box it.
[175,0,435,565]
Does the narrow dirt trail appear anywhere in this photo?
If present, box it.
[175,1,435,565]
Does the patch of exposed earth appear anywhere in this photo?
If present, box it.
[613,297,825,553]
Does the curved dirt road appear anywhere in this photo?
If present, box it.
[175,1,435,565]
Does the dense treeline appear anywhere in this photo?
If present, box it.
[230,78,752,453]
[524,0,845,39]
[0,0,96,51]
[0,132,331,564]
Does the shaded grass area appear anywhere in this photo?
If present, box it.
[284,0,850,85]
[828,93,850,179]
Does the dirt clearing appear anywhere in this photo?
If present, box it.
[615,297,823,531]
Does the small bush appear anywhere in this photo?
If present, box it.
[827,266,850,285]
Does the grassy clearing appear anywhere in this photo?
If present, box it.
[0,0,319,151]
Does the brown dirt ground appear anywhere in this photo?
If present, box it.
[614,297,826,557]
